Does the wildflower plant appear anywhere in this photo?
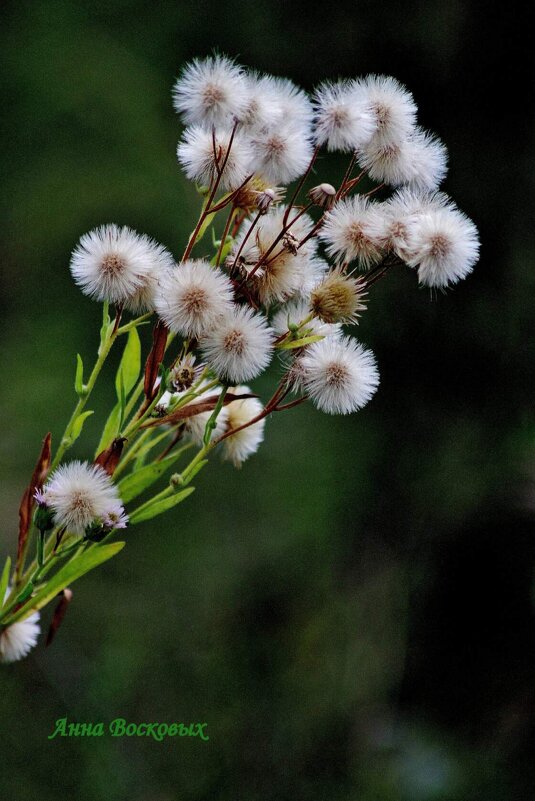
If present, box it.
[0,54,480,663]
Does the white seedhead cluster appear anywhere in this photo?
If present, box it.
[1,55,480,662]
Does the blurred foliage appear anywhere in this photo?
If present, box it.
[0,1,533,799]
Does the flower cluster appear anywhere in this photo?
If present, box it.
[1,55,480,663]
[68,56,480,434]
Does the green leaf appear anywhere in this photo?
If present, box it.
[74,354,84,396]
[117,446,192,504]
[133,429,174,470]
[117,371,127,431]
[70,410,94,445]
[115,327,141,400]
[98,301,112,352]
[0,556,11,606]
[277,334,324,350]
[7,543,125,623]
[183,459,208,484]
[95,402,121,456]
[129,487,195,524]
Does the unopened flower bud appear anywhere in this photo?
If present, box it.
[255,187,281,213]
[308,183,337,210]
[33,502,55,533]
[310,269,367,324]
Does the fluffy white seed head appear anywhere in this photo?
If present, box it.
[221,385,265,466]
[154,260,234,338]
[319,196,387,268]
[249,123,314,185]
[70,225,175,310]
[405,204,480,287]
[172,55,248,128]
[259,76,314,132]
[41,461,125,536]
[238,72,281,131]
[356,75,417,147]
[201,305,274,382]
[404,128,448,191]
[359,127,447,190]
[312,80,376,152]
[0,598,40,664]
[177,126,252,191]
[300,335,380,414]
[381,188,450,259]
[271,299,342,339]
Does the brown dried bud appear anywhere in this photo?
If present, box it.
[308,183,337,210]
[282,232,300,255]
[169,354,200,392]
[310,269,367,324]
[254,187,284,213]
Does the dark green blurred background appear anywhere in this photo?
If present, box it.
[1,1,533,799]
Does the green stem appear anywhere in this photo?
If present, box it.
[50,307,118,472]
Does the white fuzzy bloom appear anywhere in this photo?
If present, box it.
[404,204,480,287]
[172,55,248,128]
[238,73,280,131]
[356,75,417,147]
[249,123,314,185]
[154,260,234,338]
[42,461,125,536]
[221,385,265,466]
[319,196,387,268]
[312,80,376,152]
[404,128,448,191]
[381,188,450,259]
[359,127,447,190]
[201,305,274,383]
[271,299,341,339]
[177,126,252,191]
[259,76,314,131]
[70,225,175,310]
[231,205,317,304]
[300,335,380,414]
[0,598,40,664]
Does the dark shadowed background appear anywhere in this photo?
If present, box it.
[1,1,533,799]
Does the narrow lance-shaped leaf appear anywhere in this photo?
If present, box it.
[142,393,255,429]
[17,433,52,566]
[277,334,324,350]
[129,487,195,525]
[0,557,11,606]
[45,588,73,647]
[117,445,193,504]
[115,327,141,400]
[94,437,126,476]
[144,321,168,401]
[74,354,84,396]
[6,543,125,624]
[69,410,94,445]
[94,402,122,457]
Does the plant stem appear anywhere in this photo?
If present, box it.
[50,319,118,472]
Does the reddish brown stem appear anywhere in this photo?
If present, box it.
[283,145,320,226]
[181,120,239,263]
